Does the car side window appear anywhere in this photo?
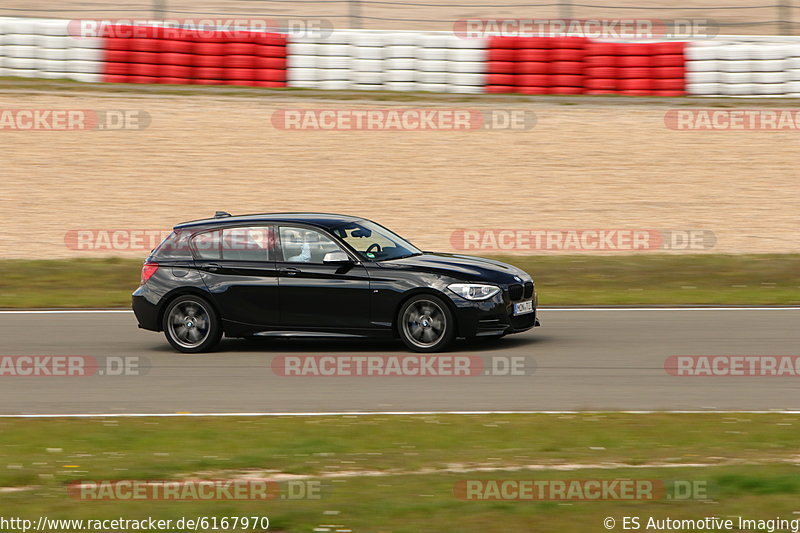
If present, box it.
[279,227,343,264]
[191,227,275,261]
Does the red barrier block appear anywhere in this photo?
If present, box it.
[618,55,653,68]
[160,53,194,65]
[487,73,515,85]
[103,74,129,83]
[194,67,224,79]
[225,55,256,68]
[254,69,286,82]
[551,61,583,75]
[105,62,129,75]
[129,51,160,64]
[488,48,515,61]
[518,86,550,94]
[488,61,516,73]
[161,39,194,54]
[256,45,287,57]
[161,65,193,77]
[129,63,160,77]
[516,49,549,62]
[550,86,584,94]
[518,74,550,87]
[253,56,286,69]
[551,48,584,61]
[652,42,685,55]
[486,85,516,93]
[488,36,519,49]
[128,76,159,84]
[105,38,130,51]
[585,55,616,68]
[518,37,552,49]
[194,79,225,85]
[584,42,619,56]
[194,55,227,68]
[516,62,549,74]
[653,54,684,67]
[617,67,652,79]
[585,66,617,78]
[653,66,685,78]
[618,78,653,91]
[104,50,129,62]
[654,78,685,91]
[128,38,162,52]
[193,42,226,55]
[552,74,583,87]
[157,77,193,85]
[584,78,617,91]
[227,42,257,55]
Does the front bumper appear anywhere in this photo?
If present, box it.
[449,288,540,338]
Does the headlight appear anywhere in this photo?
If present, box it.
[447,283,501,301]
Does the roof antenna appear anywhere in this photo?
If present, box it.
[214,211,232,218]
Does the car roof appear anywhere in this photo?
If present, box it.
[174,212,367,231]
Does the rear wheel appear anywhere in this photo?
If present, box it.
[162,295,222,353]
[397,294,455,353]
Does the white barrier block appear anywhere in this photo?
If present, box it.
[287,67,317,81]
[317,44,350,56]
[385,69,416,82]
[352,58,383,72]
[448,72,485,86]
[353,46,383,60]
[317,56,350,69]
[686,82,722,95]
[686,71,719,84]
[287,42,317,56]
[417,48,448,61]
[383,81,417,91]
[450,61,485,73]
[385,45,417,58]
[385,57,415,70]
[288,55,317,69]
[418,70,448,84]
[318,80,351,90]
[448,48,487,62]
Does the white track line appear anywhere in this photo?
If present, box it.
[0,308,798,314]
[2,410,800,418]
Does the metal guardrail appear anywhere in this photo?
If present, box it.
[0,0,795,35]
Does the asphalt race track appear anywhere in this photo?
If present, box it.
[0,309,798,415]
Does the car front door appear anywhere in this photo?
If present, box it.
[192,225,279,328]
[276,225,371,330]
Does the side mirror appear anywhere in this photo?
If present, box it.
[323,251,352,264]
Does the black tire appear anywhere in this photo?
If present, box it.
[397,294,456,353]
[162,295,222,353]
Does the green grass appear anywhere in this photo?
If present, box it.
[0,254,798,308]
[1,414,800,532]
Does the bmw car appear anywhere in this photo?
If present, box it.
[132,212,539,353]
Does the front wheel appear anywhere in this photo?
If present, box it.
[162,295,222,353]
[397,294,455,353]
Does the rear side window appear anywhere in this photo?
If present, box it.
[151,230,192,260]
[191,227,275,261]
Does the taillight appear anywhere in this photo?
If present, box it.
[140,262,159,285]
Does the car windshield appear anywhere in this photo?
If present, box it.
[332,220,422,261]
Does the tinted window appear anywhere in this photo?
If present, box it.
[279,227,343,263]
[192,227,275,261]
[152,230,192,260]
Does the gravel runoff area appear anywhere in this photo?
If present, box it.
[0,89,799,259]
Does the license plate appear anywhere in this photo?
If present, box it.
[513,300,534,316]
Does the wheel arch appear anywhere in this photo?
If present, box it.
[392,287,459,338]
[157,288,223,333]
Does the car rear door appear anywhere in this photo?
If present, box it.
[275,225,371,330]
[192,225,280,327]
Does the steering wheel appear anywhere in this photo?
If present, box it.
[366,243,382,255]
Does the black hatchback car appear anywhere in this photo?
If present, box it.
[133,212,539,353]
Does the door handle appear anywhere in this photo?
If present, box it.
[281,267,300,276]
[204,263,221,273]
